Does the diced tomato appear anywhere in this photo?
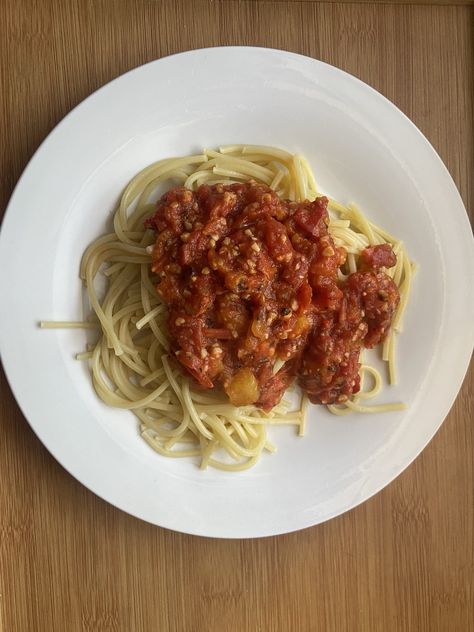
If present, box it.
[293,197,329,237]
[263,216,294,262]
[256,360,298,411]
[360,244,397,270]
[345,271,400,347]
[297,282,313,311]
[176,352,214,389]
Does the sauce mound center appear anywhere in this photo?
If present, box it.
[145,182,399,411]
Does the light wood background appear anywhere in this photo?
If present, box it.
[1,2,473,631]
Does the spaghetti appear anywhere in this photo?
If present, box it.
[41,145,414,470]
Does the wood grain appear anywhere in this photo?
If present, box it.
[0,1,473,631]
[233,0,474,4]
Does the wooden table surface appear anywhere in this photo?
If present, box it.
[1,1,473,631]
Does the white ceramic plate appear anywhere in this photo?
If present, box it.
[1,48,473,538]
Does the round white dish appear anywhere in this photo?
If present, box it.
[1,47,473,538]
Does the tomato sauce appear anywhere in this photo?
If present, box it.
[145,182,399,411]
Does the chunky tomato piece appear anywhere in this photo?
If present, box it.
[293,197,329,237]
[345,271,400,347]
[360,244,397,270]
[263,216,294,263]
[256,360,298,410]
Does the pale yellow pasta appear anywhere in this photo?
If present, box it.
[44,146,414,470]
